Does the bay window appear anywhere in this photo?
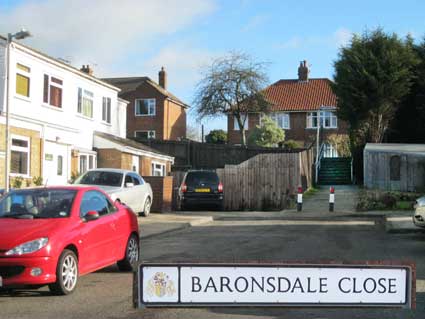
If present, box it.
[79,153,96,174]
[307,111,337,129]
[270,113,290,129]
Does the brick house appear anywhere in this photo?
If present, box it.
[103,68,188,141]
[228,61,349,157]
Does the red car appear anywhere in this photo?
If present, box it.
[0,186,139,295]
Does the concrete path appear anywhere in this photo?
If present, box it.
[301,185,358,213]
[137,213,213,239]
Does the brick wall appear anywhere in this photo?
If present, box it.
[227,113,349,146]
[0,124,42,188]
[143,176,173,212]
[164,99,186,140]
[97,148,123,169]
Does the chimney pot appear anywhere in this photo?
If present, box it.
[159,66,167,89]
[298,60,309,82]
[80,64,94,76]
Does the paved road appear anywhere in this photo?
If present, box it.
[1,219,425,319]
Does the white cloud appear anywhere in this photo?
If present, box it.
[141,42,218,104]
[241,14,269,32]
[276,28,353,50]
[333,28,352,48]
[0,0,216,75]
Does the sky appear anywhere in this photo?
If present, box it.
[1,0,424,135]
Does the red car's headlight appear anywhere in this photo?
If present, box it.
[5,237,49,256]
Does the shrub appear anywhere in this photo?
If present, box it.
[280,139,302,150]
[248,116,285,147]
[32,176,43,186]
[11,176,24,189]
[205,129,227,144]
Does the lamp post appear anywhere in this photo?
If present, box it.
[4,29,31,192]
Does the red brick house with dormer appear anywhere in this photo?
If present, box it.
[227,61,348,156]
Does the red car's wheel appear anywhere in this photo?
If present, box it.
[117,234,139,271]
[49,249,79,295]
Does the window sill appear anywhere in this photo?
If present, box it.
[76,113,94,121]
[14,95,31,103]
[10,173,31,179]
[42,103,63,112]
[306,127,338,130]
[101,121,112,126]
[135,114,156,117]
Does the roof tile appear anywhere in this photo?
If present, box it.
[263,78,337,111]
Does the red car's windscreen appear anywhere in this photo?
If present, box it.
[0,189,77,219]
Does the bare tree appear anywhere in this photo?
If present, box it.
[193,52,270,146]
[186,124,201,142]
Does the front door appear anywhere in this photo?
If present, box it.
[43,141,69,185]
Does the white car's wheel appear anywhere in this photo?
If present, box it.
[140,197,151,217]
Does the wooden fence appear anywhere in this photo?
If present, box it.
[170,148,313,211]
[135,138,307,170]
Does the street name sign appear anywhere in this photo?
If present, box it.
[137,263,414,308]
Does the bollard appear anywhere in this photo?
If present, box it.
[297,186,303,212]
[329,186,335,212]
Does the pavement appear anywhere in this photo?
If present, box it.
[139,184,422,237]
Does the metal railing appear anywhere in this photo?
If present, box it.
[315,143,326,184]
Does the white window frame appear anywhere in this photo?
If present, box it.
[102,97,112,124]
[10,135,30,177]
[307,111,337,129]
[78,153,97,174]
[15,63,31,99]
[270,112,290,129]
[134,130,156,139]
[233,114,249,130]
[135,98,156,116]
[77,88,94,118]
[151,161,166,177]
[43,74,63,108]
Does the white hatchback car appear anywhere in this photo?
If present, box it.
[74,168,153,217]
[413,196,425,227]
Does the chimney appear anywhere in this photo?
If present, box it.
[158,66,167,89]
[297,60,309,82]
[80,64,94,76]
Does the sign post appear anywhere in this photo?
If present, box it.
[136,262,414,309]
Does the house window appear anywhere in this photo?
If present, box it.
[135,99,156,116]
[270,113,290,129]
[151,162,166,176]
[134,130,156,139]
[43,74,63,108]
[16,63,31,97]
[307,111,337,129]
[11,135,30,176]
[57,155,63,176]
[79,154,96,174]
[102,97,112,123]
[233,114,249,130]
[77,88,94,118]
